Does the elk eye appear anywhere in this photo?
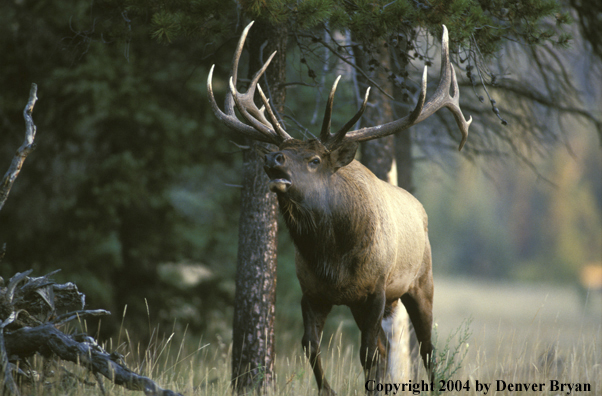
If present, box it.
[309,157,321,167]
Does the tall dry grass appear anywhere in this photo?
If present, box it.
[15,277,601,395]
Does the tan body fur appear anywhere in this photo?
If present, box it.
[265,144,436,395]
[294,160,432,309]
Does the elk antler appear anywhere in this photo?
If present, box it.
[209,23,471,150]
[319,75,371,150]
[207,21,292,145]
[324,25,472,151]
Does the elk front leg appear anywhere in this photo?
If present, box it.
[301,295,335,396]
[350,288,387,393]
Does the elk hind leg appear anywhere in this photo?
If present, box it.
[400,275,435,381]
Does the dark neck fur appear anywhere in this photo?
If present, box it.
[276,179,374,284]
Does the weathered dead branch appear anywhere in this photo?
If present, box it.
[0,84,38,212]
[0,270,183,396]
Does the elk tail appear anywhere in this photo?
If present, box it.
[382,299,412,382]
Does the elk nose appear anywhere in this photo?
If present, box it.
[265,152,285,168]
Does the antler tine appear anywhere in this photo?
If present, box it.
[328,87,370,148]
[208,66,273,143]
[230,21,254,94]
[228,77,274,138]
[209,21,254,121]
[229,47,294,143]
[447,63,471,150]
[230,50,276,126]
[319,75,341,142]
[342,25,472,151]
[257,84,292,141]
[430,25,472,150]
[408,67,428,123]
[207,21,291,145]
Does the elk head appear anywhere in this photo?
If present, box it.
[208,22,472,197]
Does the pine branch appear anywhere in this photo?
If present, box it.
[297,33,394,100]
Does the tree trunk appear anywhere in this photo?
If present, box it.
[392,34,415,194]
[394,131,414,193]
[355,38,412,382]
[231,19,287,394]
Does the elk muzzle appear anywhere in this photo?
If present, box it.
[264,152,292,193]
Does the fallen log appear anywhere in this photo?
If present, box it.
[0,270,183,396]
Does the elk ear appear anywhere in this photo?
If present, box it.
[330,141,358,172]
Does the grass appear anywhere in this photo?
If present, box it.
[14,277,602,395]
[431,318,472,395]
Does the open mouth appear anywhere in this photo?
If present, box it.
[268,178,291,193]
[264,168,292,193]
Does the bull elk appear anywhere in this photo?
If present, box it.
[208,22,471,395]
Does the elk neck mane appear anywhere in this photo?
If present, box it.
[277,161,378,283]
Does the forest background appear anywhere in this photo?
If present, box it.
[0,0,600,357]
